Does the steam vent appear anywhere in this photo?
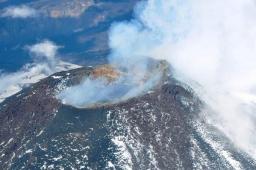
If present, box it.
[0,59,254,169]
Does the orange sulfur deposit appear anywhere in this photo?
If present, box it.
[91,65,121,82]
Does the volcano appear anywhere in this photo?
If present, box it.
[0,60,255,169]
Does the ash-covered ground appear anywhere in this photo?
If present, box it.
[0,60,255,170]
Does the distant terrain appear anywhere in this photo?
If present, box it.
[0,0,138,71]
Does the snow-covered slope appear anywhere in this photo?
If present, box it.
[0,61,80,103]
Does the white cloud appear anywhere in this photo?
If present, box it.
[27,40,61,71]
[28,40,60,60]
[1,5,37,18]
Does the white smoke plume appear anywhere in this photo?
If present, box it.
[107,0,256,158]
[0,40,79,102]
[1,5,37,18]
[58,71,160,108]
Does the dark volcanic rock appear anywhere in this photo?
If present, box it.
[0,61,255,169]
[0,67,93,169]
[105,82,199,170]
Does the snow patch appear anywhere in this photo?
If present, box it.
[196,123,243,170]
[51,75,62,79]
[111,136,133,170]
